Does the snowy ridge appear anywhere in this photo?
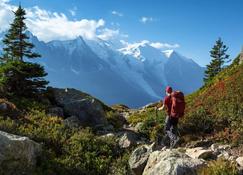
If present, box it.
[0,32,205,107]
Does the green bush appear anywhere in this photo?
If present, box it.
[181,107,215,134]
[0,109,130,175]
[128,108,166,141]
[198,159,238,175]
[0,61,48,98]
[106,110,125,130]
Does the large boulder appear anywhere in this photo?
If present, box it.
[143,149,205,175]
[129,145,150,175]
[48,87,108,127]
[0,131,42,175]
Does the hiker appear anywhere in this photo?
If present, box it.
[157,86,185,148]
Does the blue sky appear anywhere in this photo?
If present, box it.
[2,0,243,66]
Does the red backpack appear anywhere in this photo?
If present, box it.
[170,91,185,118]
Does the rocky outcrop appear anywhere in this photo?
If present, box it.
[129,140,243,175]
[48,87,108,127]
[129,145,151,175]
[0,131,42,175]
[142,149,204,175]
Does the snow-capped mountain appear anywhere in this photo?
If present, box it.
[0,32,205,108]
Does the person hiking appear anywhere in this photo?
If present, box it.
[157,86,185,148]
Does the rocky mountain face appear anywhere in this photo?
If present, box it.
[16,33,204,108]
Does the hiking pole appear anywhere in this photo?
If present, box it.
[155,107,161,146]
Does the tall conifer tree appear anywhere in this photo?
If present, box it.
[0,5,48,98]
[2,5,40,62]
[204,38,230,83]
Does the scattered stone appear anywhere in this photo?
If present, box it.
[129,145,150,175]
[0,131,42,174]
[118,131,141,148]
[143,149,205,175]
[211,143,231,153]
[186,147,215,160]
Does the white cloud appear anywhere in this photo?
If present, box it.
[140,17,154,24]
[98,28,128,41]
[0,0,16,32]
[25,6,105,42]
[0,0,178,49]
[111,10,123,17]
[150,42,180,49]
[98,28,120,40]
[0,1,112,42]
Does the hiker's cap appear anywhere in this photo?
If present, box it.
[165,86,172,93]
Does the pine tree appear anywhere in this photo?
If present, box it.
[204,38,230,83]
[0,5,48,98]
[2,5,40,62]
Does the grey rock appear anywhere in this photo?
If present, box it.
[49,87,108,127]
[186,147,215,160]
[129,145,150,175]
[118,131,141,148]
[143,149,205,175]
[210,143,231,153]
[0,131,42,175]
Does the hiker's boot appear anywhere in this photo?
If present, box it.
[170,136,180,149]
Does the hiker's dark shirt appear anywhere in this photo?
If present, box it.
[164,95,172,116]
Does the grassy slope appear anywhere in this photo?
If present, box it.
[128,56,243,144]
[181,56,243,143]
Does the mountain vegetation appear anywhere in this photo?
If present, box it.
[204,38,230,83]
[0,5,48,99]
[0,5,242,175]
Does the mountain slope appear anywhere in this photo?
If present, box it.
[181,55,243,142]
[126,55,243,145]
[0,32,205,107]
